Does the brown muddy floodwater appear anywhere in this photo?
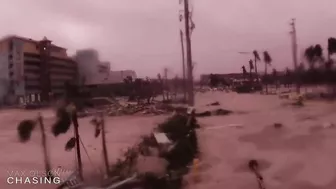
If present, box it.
[2,90,336,189]
[0,109,167,189]
[189,91,336,189]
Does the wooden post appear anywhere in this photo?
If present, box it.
[180,30,187,102]
[37,113,53,179]
[183,0,195,106]
[101,114,110,175]
[290,19,300,94]
[71,107,84,181]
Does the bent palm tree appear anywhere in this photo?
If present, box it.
[249,59,254,82]
[328,37,336,60]
[242,65,247,80]
[314,44,324,67]
[304,46,316,69]
[253,50,261,79]
[17,114,53,179]
[263,51,272,94]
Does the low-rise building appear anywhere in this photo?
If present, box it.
[0,35,77,104]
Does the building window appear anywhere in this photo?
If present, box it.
[9,40,13,51]
[8,63,13,69]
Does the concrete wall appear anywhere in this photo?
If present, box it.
[0,40,9,52]
[12,38,25,96]
[0,52,9,104]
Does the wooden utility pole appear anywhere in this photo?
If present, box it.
[37,114,53,179]
[179,30,187,102]
[164,68,169,100]
[290,19,300,94]
[71,110,83,181]
[183,0,195,106]
[100,114,109,175]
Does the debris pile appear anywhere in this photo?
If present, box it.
[107,103,187,116]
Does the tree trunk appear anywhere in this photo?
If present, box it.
[254,58,258,82]
[37,114,53,179]
[180,30,187,102]
[71,109,84,181]
[249,68,252,83]
[184,0,195,106]
[101,114,110,175]
[265,64,268,94]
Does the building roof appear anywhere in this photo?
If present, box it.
[0,35,66,50]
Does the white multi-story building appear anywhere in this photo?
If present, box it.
[0,35,78,105]
[74,49,136,85]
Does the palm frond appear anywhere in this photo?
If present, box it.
[263,51,272,64]
[304,46,315,64]
[65,137,76,151]
[248,159,259,171]
[17,120,36,142]
[52,108,72,137]
[253,50,260,61]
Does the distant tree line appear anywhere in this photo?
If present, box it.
[277,37,336,88]
[206,37,336,94]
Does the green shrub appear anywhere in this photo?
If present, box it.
[157,114,199,141]
[158,114,199,171]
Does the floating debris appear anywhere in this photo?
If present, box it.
[273,123,283,129]
[206,101,220,106]
[248,159,266,189]
[65,137,76,151]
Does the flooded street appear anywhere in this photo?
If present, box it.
[191,91,336,189]
[1,92,336,189]
[0,109,167,189]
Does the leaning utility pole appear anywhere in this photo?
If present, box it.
[290,18,300,94]
[183,0,195,106]
[164,68,169,100]
[179,30,187,102]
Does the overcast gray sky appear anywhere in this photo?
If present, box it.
[1,0,335,77]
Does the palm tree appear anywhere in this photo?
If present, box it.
[328,37,336,60]
[157,73,165,101]
[253,50,261,79]
[272,68,278,90]
[53,104,84,180]
[249,59,254,82]
[17,114,54,179]
[314,44,323,62]
[284,67,292,88]
[304,46,316,69]
[263,51,272,94]
[90,114,109,175]
[304,44,324,85]
[242,65,247,80]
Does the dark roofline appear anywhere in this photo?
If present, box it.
[0,35,66,50]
